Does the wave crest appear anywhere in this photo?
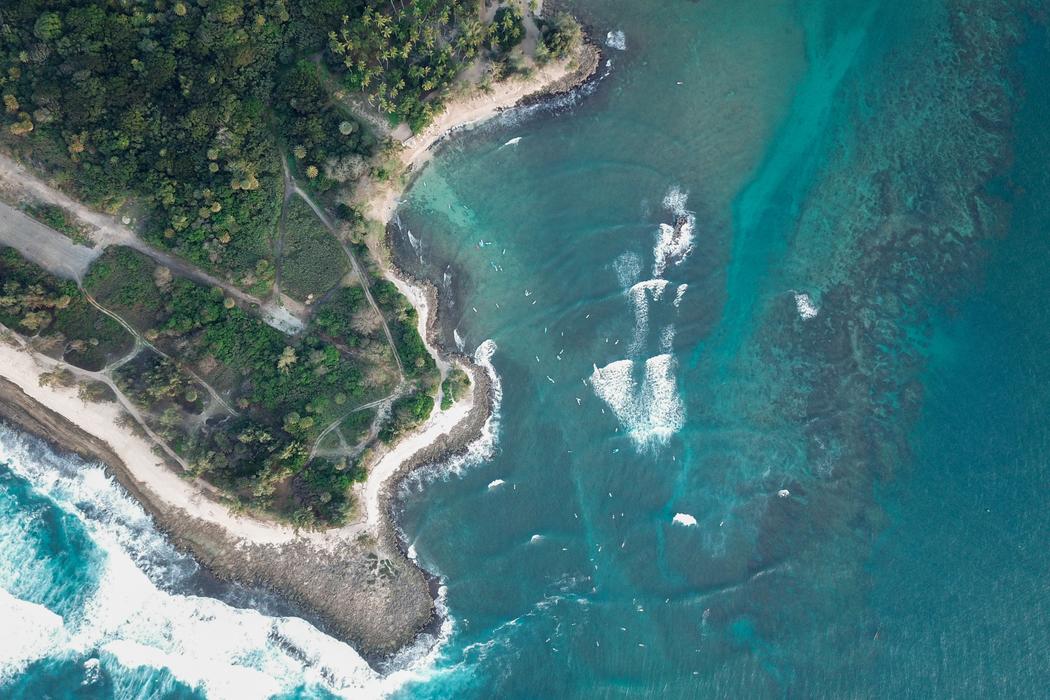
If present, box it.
[590,354,684,447]
[605,30,627,51]
[0,426,431,698]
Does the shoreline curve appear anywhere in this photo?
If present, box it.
[0,37,604,662]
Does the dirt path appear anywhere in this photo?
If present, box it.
[82,291,238,418]
[291,183,406,380]
[308,392,396,461]
[5,329,193,473]
[0,153,307,334]
[0,200,100,278]
[288,179,416,460]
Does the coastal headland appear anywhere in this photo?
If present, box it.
[0,21,601,659]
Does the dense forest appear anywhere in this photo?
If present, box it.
[0,0,546,289]
[0,0,585,527]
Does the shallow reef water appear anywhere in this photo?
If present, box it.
[4,0,1050,698]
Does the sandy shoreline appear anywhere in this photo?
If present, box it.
[354,40,602,223]
[0,37,602,658]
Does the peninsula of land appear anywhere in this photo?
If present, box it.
[0,0,598,656]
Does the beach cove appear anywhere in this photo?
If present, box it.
[4,0,1050,697]
[0,20,600,675]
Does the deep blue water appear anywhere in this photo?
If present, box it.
[3,0,1050,697]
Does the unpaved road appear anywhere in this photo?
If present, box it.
[0,200,100,279]
[0,154,306,334]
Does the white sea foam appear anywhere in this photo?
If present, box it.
[662,186,690,217]
[0,589,68,682]
[673,284,688,308]
[627,279,669,356]
[659,325,675,353]
[672,513,697,527]
[453,328,465,353]
[629,279,670,301]
[605,30,627,51]
[652,187,696,277]
[405,229,423,264]
[82,657,101,686]
[494,59,611,129]
[614,251,642,290]
[443,339,504,475]
[0,426,441,698]
[403,339,503,487]
[794,292,819,319]
[379,582,454,686]
[501,137,522,147]
[653,221,695,277]
[529,534,544,544]
[487,479,506,490]
[590,353,684,447]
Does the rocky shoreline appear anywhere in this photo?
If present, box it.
[0,30,602,664]
[0,376,431,657]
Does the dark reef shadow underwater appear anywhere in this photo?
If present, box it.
[3,0,1050,698]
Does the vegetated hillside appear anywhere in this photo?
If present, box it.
[0,0,584,525]
[0,0,511,289]
[83,245,426,526]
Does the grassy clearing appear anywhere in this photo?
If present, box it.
[280,195,348,302]
[0,247,132,370]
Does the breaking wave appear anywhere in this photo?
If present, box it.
[605,30,627,51]
[0,426,444,698]
[614,251,642,290]
[794,292,820,319]
[653,221,694,278]
[662,186,690,217]
[627,279,670,356]
[673,283,688,308]
[590,354,684,447]
[653,187,696,277]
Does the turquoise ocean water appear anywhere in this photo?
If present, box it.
[4,0,1050,697]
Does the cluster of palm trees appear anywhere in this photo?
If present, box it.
[327,0,490,132]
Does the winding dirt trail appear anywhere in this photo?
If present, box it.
[82,291,238,418]
[0,154,307,334]
[292,182,407,379]
[4,330,192,473]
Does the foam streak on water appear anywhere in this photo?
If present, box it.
[0,426,443,698]
[590,353,684,447]
[627,279,670,356]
